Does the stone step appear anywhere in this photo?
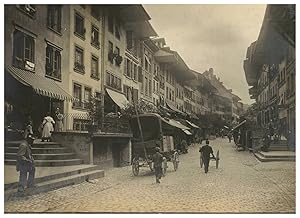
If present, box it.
[270,142,288,146]
[254,152,295,162]
[269,146,290,151]
[5,141,63,148]
[259,151,295,158]
[5,153,77,160]
[5,159,84,166]
[5,147,73,154]
[5,169,105,201]
[5,165,102,190]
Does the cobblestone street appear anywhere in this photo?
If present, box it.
[5,138,295,213]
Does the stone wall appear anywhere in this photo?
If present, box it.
[93,135,131,168]
[52,131,93,164]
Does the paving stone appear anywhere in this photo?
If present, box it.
[4,138,295,213]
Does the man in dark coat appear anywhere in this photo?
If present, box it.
[152,147,163,183]
[16,134,35,192]
[199,140,215,173]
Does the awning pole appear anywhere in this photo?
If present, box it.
[134,101,149,164]
[49,98,52,113]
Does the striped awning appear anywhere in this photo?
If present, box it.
[163,119,191,131]
[186,120,200,129]
[166,102,185,115]
[183,129,193,135]
[6,65,75,101]
[231,120,247,131]
[106,88,129,110]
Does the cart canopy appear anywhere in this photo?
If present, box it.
[130,113,162,141]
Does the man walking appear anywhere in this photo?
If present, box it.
[227,132,232,143]
[199,140,215,173]
[152,147,163,183]
[16,134,36,192]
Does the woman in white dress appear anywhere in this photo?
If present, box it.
[41,112,55,142]
[54,108,64,132]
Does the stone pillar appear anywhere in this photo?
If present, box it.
[128,139,132,165]
[89,140,94,164]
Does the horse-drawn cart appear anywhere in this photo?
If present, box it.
[129,113,180,176]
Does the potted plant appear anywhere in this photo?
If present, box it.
[115,55,123,66]
[108,52,114,63]
[86,93,103,134]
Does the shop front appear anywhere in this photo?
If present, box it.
[5,65,74,138]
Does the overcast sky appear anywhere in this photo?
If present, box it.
[144,4,266,105]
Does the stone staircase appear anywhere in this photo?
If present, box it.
[5,140,84,166]
[269,140,290,151]
[4,139,105,200]
[254,151,295,162]
[5,165,104,201]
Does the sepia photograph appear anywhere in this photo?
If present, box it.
[3,2,296,214]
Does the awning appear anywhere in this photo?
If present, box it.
[154,49,176,63]
[186,120,200,129]
[166,102,185,115]
[6,65,75,101]
[106,88,129,110]
[190,113,199,120]
[124,20,158,38]
[184,85,194,92]
[231,120,246,131]
[183,129,193,135]
[166,119,190,130]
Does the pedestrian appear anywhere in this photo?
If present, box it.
[152,147,163,183]
[54,108,64,132]
[41,112,55,142]
[227,132,232,143]
[24,119,33,139]
[199,140,215,173]
[16,134,35,192]
[233,131,239,144]
[181,139,188,153]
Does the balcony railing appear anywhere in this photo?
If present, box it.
[72,101,90,110]
[62,113,131,134]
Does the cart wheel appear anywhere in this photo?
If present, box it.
[200,153,203,168]
[149,161,154,172]
[173,160,179,171]
[132,158,139,176]
[216,150,220,169]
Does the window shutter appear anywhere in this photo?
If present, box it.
[132,89,138,103]
[138,66,143,82]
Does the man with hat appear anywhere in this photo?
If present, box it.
[152,146,163,183]
[199,140,215,173]
[16,134,36,192]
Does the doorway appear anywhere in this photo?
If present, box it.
[112,143,121,167]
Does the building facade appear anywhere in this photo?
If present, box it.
[4,5,73,133]
[243,5,295,148]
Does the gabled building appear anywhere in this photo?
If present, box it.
[203,68,242,126]
[153,38,195,116]
[243,4,295,149]
[101,5,157,115]
[4,5,74,133]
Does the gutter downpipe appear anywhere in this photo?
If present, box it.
[100,9,105,130]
